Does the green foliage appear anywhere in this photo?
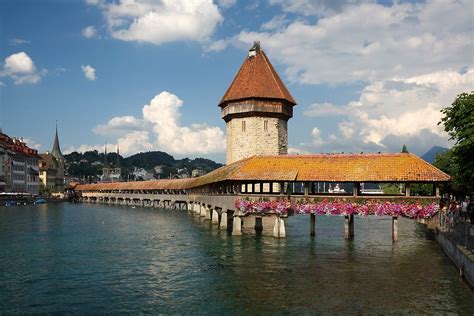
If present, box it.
[410,183,433,196]
[401,144,408,153]
[380,183,401,195]
[438,92,474,193]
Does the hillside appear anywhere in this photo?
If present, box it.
[64,150,223,180]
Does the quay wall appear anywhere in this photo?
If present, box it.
[435,230,474,288]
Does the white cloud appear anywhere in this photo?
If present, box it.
[64,143,106,154]
[297,69,473,155]
[304,102,348,117]
[204,39,230,52]
[9,38,30,46]
[311,127,323,146]
[261,15,289,31]
[81,65,96,80]
[142,91,225,154]
[1,52,44,85]
[288,147,311,155]
[0,81,5,87]
[228,0,472,85]
[23,138,42,150]
[99,0,223,45]
[117,131,154,154]
[217,0,236,9]
[269,0,374,16]
[85,0,104,5]
[93,115,147,136]
[82,25,99,38]
[89,91,225,156]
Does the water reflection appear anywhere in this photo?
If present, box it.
[0,203,472,313]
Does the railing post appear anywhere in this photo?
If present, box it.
[304,182,309,196]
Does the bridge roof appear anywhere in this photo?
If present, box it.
[191,153,450,185]
[76,178,194,191]
[76,153,449,192]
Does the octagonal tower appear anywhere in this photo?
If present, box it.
[219,42,297,164]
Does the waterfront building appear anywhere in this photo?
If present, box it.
[220,41,297,164]
[0,130,39,195]
[192,168,206,178]
[39,126,65,194]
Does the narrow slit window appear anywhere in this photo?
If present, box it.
[242,121,246,132]
[264,120,268,131]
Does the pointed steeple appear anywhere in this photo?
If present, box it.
[104,143,108,167]
[116,144,120,167]
[51,121,64,160]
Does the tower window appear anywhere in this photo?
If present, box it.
[242,121,246,132]
[264,120,268,131]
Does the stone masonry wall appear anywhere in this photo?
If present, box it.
[226,116,287,164]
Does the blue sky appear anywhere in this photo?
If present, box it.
[0,0,472,163]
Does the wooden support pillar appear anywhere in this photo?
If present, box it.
[344,215,354,239]
[392,216,398,242]
[435,184,440,197]
[405,183,411,197]
[220,211,228,229]
[310,213,316,236]
[212,208,219,224]
[232,216,242,235]
[255,217,263,233]
[273,216,286,238]
[280,182,285,195]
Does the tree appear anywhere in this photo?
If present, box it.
[438,92,474,193]
[401,144,409,153]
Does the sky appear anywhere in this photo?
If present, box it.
[0,0,472,163]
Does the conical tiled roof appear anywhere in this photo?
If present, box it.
[219,43,296,107]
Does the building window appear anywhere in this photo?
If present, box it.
[242,121,246,132]
[264,120,268,131]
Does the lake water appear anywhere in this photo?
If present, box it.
[0,203,472,313]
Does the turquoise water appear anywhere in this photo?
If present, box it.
[0,203,472,313]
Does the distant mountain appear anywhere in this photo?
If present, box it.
[421,146,449,163]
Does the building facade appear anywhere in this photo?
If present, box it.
[0,130,40,195]
[219,42,297,164]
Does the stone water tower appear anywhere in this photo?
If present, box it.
[219,42,297,164]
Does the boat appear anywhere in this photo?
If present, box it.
[34,198,47,205]
[4,200,17,207]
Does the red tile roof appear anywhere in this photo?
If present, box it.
[219,46,297,107]
[76,153,449,192]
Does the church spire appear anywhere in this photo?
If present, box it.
[116,144,120,167]
[51,121,64,160]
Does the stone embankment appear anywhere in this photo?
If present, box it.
[431,215,474,288]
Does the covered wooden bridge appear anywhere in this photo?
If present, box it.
[76,153,449,239]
